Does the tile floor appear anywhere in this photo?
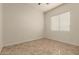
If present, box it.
[1,38,79,55]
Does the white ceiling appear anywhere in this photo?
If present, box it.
[26,3,63,12]
[36,3,62,12]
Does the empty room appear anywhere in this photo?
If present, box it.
[0,3,79,55]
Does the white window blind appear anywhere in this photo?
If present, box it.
[51,12,70,31]
[51,15,59,31]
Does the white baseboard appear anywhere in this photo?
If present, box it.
[3,36,43,47]
[0,41,3,53]
[46,36,79,46]
[3,35,79,47]
[0,45,2,54]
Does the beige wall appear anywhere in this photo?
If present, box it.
[45,3,79,46]
[2,3,79,47]
[0,3,2,52]
[3,3,44,46]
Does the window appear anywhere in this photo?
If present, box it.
[51,12,70,31]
